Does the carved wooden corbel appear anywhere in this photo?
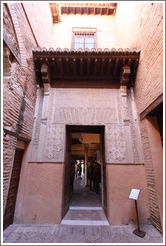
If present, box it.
[41,63,50,84]
[120,65,131,86]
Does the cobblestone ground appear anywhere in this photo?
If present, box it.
[3,223,163,244]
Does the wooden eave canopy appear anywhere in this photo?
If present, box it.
[33,47,140,88]
[50,3,117,23]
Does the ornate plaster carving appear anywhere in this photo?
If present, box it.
[53,107,117,125]
[44,124,64,162]
[106,124,126,163]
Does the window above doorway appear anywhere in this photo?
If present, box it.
[72,27,97,51]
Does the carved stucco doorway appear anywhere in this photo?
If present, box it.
[62,125,107,219]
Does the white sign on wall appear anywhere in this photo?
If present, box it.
[129,189,140,200]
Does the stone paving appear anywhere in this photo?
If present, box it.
[3,223,163,244]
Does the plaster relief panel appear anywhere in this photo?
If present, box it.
[53,107,117,125]
[105,124,127,163]
[44,124,64,162]
[49,88,119,125]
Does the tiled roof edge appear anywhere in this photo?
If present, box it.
[32,47,140,55]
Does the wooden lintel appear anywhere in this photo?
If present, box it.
[52,76,118,81]
[51,79,119,89]
[34,53,139,61]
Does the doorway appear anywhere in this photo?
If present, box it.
[62,125,107,219]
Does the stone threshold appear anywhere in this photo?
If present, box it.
[61,219,110,226]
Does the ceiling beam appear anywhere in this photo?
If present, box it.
[80,58,83,76]
[93,58,98,76]
[87,58,91,76]
[113,58,119,77]
[65,58,70,76]
[100,58,106,76]
[57,58,63,75]
[107,58,112,76]
[73,58,77,76]
[51,58,57,75]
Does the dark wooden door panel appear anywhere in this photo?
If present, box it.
[3,149,24,230]
[100,128,107,215]
[61,126,72,218]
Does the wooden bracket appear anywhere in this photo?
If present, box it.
[120,65,131,86]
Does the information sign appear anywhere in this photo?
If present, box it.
[129,189,140,200]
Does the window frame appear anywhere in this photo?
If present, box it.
[71,27,97,51]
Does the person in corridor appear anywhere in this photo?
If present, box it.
[70,161,75,193]
[93,162,101,194]
[87,161,94,190]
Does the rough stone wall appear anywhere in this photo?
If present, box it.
[3,3,37,213]
[115,2,163,232]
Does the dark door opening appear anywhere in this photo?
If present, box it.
[62,125,107,219]
[3,148,24,230]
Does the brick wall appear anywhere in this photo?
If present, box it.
[22,2,53,48]
[116,2,163,113]
[3,3,37,213]
[116,2,163,232]
[140,119,162,232]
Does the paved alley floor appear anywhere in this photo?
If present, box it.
[3,223,163,244]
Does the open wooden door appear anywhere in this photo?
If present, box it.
[61,125,72,218]
[100,127,107,215]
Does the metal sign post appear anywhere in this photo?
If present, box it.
[129,189,146,238]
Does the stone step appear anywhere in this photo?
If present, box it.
[61,206,109,226]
